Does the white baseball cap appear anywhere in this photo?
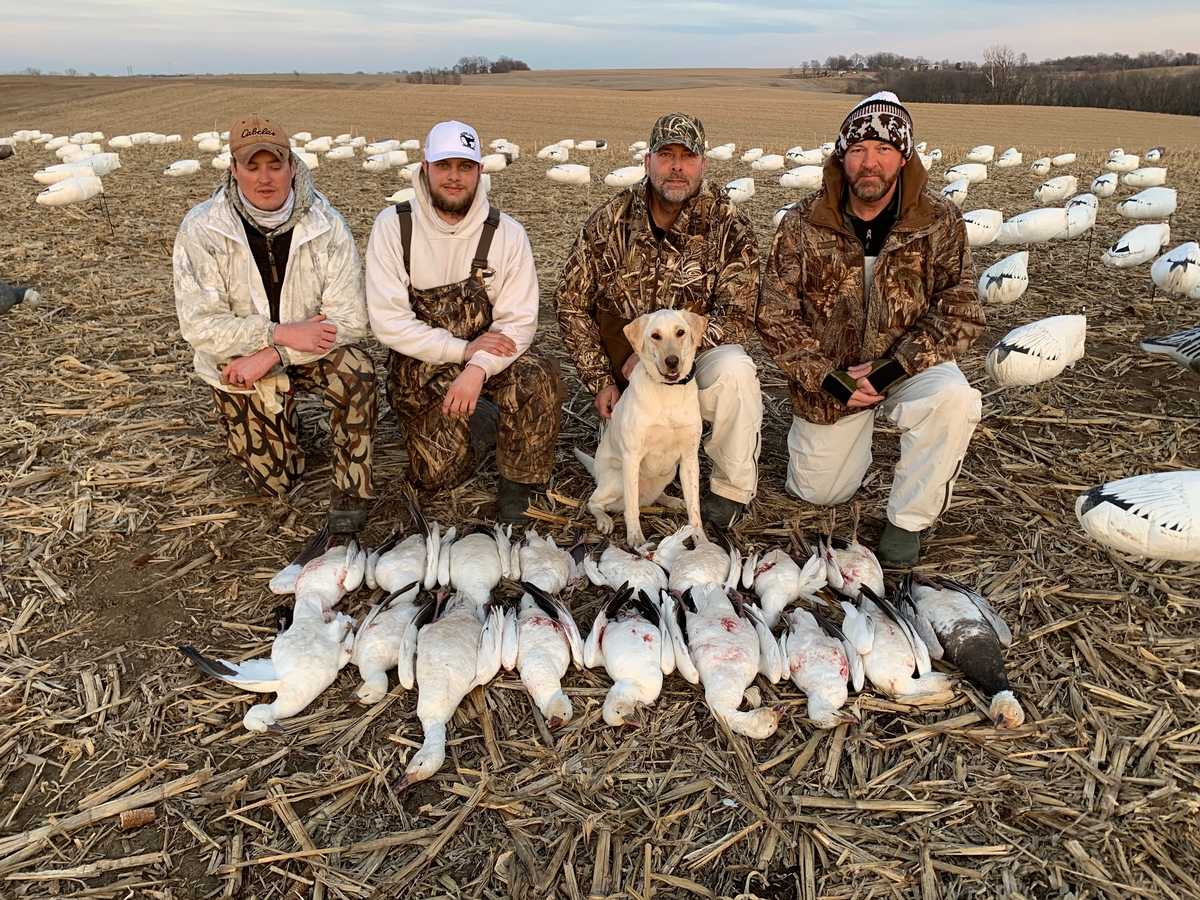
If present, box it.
[424,121,482,163]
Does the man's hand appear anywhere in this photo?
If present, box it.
[594,384,620,419]
[443,365,486,420]
[274,314,338,354]
[222,348,280,389]
[845,362,885,409]
[464,330,517,361]
[620,352,640,381]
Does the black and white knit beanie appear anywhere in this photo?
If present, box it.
[835,91,914,160]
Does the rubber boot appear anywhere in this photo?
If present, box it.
[878,520,921,566]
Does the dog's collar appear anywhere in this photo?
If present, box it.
[661,369,696,387]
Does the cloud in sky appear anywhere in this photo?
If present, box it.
[7,0,1199,75]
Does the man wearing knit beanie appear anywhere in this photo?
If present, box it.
[757,92,985,564]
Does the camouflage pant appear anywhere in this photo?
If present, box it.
[386,350,564,490]
[211,344,378,499]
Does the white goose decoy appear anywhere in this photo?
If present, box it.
[778,608,861,728]
[44,135,70,151]
[897,573,1022,727]
[996,208,1069,245]
[819,503,884,600]
[666,581,784,738]
[576,140,607,150]
[1056,194,1096,240]
[965,145,995,163]
[787,148,825,167]
[1076,471,1200,562]
[915,141,928,153]
[929,148,943,161]
[1121,167,1167,188]
[963,209,1002,246]
[740,148,764,163]
[1050,152,1076,167]
[773,202,799,227]
[197,136,221,154]
[1104,153,1139,173]
[1149,244,1200,296]
[1117,187,1177,220]
[547,164,590,185]
[1144,147,1164,163]
[398,138,420,151]
[289,131,311,143]
[841,589,955,701]
[36,175,103,207]
[984,314,1086,386]
[978,251,1029,304]
[944,163,988,184]
[538,145,569,162]
[583,585,675,726]
[750,154,786,172]
[297,152,319,170]
[164,160,200,177]
[394,589,506,789]
[604,166,645,188]
[917,153,933,170]
[584,540,669,597]
[304,136,332,153]
[397,161,421,182]
[334,133,353,145]
[1091,173,1118,197]
[325,146,355,160]
[1141,327,1200,374]
[746,547,827,628]
[481,152,511,171]
[995,148,1023,168]
[705,143,736,161]
[779,166,823,191]
[82,153,120,177]
[722,177,755,205]
[348,581,422,704]
[940,179,969,208]
[501,579,584,728]
[1102,223,1171,268]
[1034,175,1076,204]
[1029,157,1051,176]
[34,163,96,185]
[629,141,648,152]
[362,154,391,173]
[364,140,399,155]
[108,135,133,149]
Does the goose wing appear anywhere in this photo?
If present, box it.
[932,574,1013,647]
[743,602,783,683]
[519,581,585,667]
[663,589,699,684]
[815,612,864,691]
[179,647,280,693]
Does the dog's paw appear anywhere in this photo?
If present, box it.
[657,494,687,511]
[594,512,614,535]
[626,528,646,548]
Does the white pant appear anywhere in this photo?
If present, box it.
[785,362,981,531]
[694,345,763,505]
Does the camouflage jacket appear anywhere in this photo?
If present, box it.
[757,157,984,425]
[553,178,760,395]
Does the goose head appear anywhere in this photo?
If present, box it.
[295,541,367,611]
[806,694,857,730]
[990,690,1025,729]
[734,705,786,740]
[393,729,447,791]
[603,681,646,728]
[349,672,389,705]
[243,704,285,734]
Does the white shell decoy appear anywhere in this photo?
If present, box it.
[996,208,1069,245]
[779,166,823,191]
[212,153,232,170]
[557,139,575,149]
[44,136,70,150]
[33,163,96,185]
[1050,152,1076,167]
[1140,327,1200,374]
[334,133,352,144]
[397,161,420,182]
[1034,175,1077,204]
[576,140,606,151]
[944,163,988,184]
[1144,147,1164,163]
[995,148,1023,168]
[292,131,312,142]
[583,585,675,727]
[1102,223,1171,267]
[750,154,786,172]
[740,148,763,162]
[1117,187,1177,220]
[915,141,927,153]
[1091,173,1117,197]
[963,209,1002,246]
[82,153,120,177]
[1029,157,1051,176]
[1055,195,1096,240]
[786,148,824,167]
[197,137,221,153]
[400,138,420,150]
[778,608,859,728]
[362,154,390,173]
[965,145,995,163]
[364,140,399,155]
[722,177,755,205]
[1104,153,1139,173]
[628,140,648,152]
[108,135,133,149]
[929,148,943,160]
[917,153,933,170]
[940,178,969,208]
[538,144,568,160]
[773,202,798,227]
[546,164,590,184]
[1150,243,1200,296]
[705,143,735,161]
[985,314,1086,386]
[325,146,355,160]
[164,159,200,177]
[1121,167,1167,188]
[604,166,644,188]
[304,136,332,153]
[36,174,103,207]
[1077,471,1200,562]
[978,251,1029,304]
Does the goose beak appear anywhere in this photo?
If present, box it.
[392,772,419,792]
[546,716,565,730]
[345,693,360,705]
[840,711,859,724]
[622,715,642,728]
[770,704,788,724]
[267,724,286,735]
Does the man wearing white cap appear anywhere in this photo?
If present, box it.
[174,113,377,536]
[365,120,563,523]
[758,92,985,564]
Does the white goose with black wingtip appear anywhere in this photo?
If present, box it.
[650,524,740,594]
[984,315,1086,387]
[897,573,1023,727]
[348,581,422,704]
[1140,327,1200,374]
[584,540,669,597]
[819,502,884,600]
[840,588,956,701]
[778,608,861,728]
[743,546,828,628]
[1076,471,1200,562]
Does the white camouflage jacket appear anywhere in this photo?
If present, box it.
[173,158,369,395]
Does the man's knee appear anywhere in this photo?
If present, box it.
[328,345,379,395]
[508,353,566,405]
[699,344,758,388]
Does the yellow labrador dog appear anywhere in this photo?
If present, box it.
[581,309,707,547]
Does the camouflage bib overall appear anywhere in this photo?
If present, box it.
[385,202,564,490]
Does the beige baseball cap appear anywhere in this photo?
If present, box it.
[229,114,290,165]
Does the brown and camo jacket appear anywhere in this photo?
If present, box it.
[757,157,985,425]
[553,179,760,395]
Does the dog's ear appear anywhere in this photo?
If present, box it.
[623,314,650,354]
[682,311,709,349]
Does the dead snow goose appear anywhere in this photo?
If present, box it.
[652,525,739,595]
[1102,223,1171,267]
[1121,167,1167,188]
[978,251,1029,305]
[1149,243,1200,296]
[963,209,1002,246]
[501,579,584,728]
[348,582,422,704]
[746,547,827,628]
[1117,187,1177,220]
[819,503,884,600]
[984,314,1086,386]
[778,608,860,728]
[1076,471,1200,562]
[584,540,669,596]
[1140,326,1200,374]
[841,588,955,701]
[583,585,675,727]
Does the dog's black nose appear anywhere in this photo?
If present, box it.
[665,355,679,370]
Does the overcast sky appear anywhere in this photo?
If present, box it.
[7,0,1199,75]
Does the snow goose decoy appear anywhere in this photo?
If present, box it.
[779,166,823,191]
[722,177,755,205]
[778,608,861,728]
[197,136,221,153]
[348,581,422,704]
[1144,147,1164,163]
[547,164,590,185]
[1102,223,1170,268]
[740,148,764,163]
[164,160,200,177]
[1141,326,1200,374]
[604,166,645,188]
[841,588,955,702]
[928,148,943,161]
[36,175,103,207]
[629,140,648,152]
[745,546,827,628]
[576,140,606,151]
[750,154,786,172]
[1149,244,1200,297]
[304,136,332,153]
[1076,471,1200,562]
[917,153,933,170]
[1029,157,1051,176]
[965,145,995,163]
[325,146,355,161]
[819,502,884,599]
[897,573,1022,727]
[501,578,585,728]
[1050,152,1076,167]
[1121,167,1167,188]
[995,208,1068,245]
[1117,187,1177,220]
[985,315,1086,387]
[0,280,39,314]
[1091,173,1117,197]
[538,145,569,163]
[1104,153,1139,173]
[1034,175,1076,205]
[1057,194,1096,241]
[773,202,799,227]
[995,148,1023,168]
[788,148,825,167]
[705,143,736,161]
[583,585,675,726]
[963,209,1002,246]
[943,163,988,184]
[977,251,1029,305]
[940,178,969,208]
[666,582,784,738]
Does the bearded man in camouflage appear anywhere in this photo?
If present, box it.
[554,113,763,527]
[758,92,985,564]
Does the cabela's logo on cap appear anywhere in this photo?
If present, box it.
[459,131,476,150]
[241,126,278,139]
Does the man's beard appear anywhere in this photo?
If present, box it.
[430,184,476,215]
[848,167,899,203]
[649,170,700,206]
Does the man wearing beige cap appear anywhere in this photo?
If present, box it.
[174,114,378,535]
[365,120,563,523]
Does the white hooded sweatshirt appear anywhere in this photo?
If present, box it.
[364,171,539,381]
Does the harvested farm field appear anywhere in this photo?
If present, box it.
[1,72,1199,900]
